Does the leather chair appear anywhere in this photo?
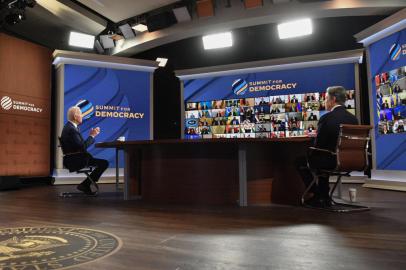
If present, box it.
[58,137,99,197]
[302,124,372,212]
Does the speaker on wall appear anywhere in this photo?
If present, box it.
[146,11,177,32]
[153,67,181,139]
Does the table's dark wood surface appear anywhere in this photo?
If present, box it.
[96,137,312,148]
[96,138,312,205]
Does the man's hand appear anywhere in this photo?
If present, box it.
[90,127,100,137]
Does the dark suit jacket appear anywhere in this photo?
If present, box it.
[60,121,95,172]
[315,106,358,152]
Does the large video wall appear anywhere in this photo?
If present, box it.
[185,91,355,139]
[369,28,406,170]
[376,65,406,135]
[183,63,357,140]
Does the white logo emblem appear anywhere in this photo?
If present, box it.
[1,96,13,110]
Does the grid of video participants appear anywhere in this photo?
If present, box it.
[184,90,356,139]
[376,66,406,135]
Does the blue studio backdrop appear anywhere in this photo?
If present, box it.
[184,63,355,102]
[369,28,406,170]
[64,64,152,167]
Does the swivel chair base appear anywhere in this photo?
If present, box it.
[59,172,99,198]
[303,200,370,212]
[59,191,98,198]
[327,174,370,212]
[302,174,369,213]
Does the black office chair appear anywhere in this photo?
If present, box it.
[58,137,99,197]
[302,124,372,212]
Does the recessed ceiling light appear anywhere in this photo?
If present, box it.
[132,23,148,32]
[277,18,312,39]
[69,31,95,49]
[156,57,168,67]
[202,32,233,50]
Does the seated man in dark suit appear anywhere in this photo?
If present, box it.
[60,106,109,195]
[297,86,358,207]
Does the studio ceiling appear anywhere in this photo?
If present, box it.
[1,0,405,56]
[76,0,180,23]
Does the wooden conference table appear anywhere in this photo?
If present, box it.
[96,138,312,206]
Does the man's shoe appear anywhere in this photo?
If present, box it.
[77,183,96,195]
[303,192,315,202]
[304,196,323,207]
[320,198,332,207]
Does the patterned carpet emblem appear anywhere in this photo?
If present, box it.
[0,226,122,269]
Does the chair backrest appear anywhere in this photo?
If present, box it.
[58,137,67,155]
[58,136,88,172]
[336,124,372,172]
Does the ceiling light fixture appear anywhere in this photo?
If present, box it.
[277,18,313,39]
[156,57,168,67]
[202,32,233,50]
[132,23,148,33]
[69,32,95,49]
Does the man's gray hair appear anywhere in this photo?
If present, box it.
[326,86,347,105]
[67,106,81,121]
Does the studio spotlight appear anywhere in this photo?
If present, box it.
[100,35,115,49]
[5,10,25,25]
[3,0,36,26]
[118,23,135,39]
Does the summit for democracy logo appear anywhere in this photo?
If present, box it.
[389,43,402,61]
[389,42,406,61]
[1,96,43,113]
[76,99,145,121]
[232,79,248,95]
[1,96,12,110]
[232,78,298,96]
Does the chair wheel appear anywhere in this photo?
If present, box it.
[59,192,73,198]
[59,192,98,198]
